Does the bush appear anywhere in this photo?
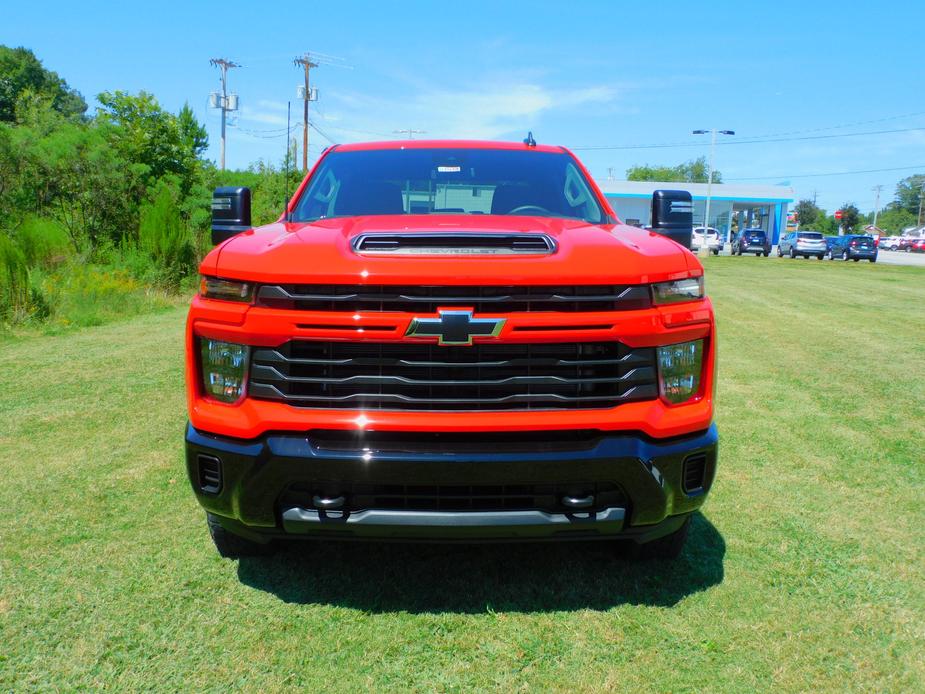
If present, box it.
[14,216,71,268]
[37,263,175,328]
[137,182,195,289]
[0,234,30,320]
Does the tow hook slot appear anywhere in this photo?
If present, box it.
[312,495,346,510]
[561,494,594,509]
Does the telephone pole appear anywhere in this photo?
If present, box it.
[394,128,426,139]
[919,182,925,226]
[872,185,883,230]
[209,58,240,170]
[293,54,319,172]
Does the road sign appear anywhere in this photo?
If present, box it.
[835,210,843,220]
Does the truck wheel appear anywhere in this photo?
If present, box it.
[206,513,275,558]
[842,251,849,261]
[638,516,691,560]
[789,247,796,258]
[870,257,876,263]
[712,248,719,255]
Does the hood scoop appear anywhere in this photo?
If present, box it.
[352,232,557,256]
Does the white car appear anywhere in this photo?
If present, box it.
[879,236,902,251]
[692,227,723,255]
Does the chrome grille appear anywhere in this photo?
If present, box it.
[248,341,658,411]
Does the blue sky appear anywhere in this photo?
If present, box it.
[4,0,923,214]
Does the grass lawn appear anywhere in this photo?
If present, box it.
[1,256,923,692]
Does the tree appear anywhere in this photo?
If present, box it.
[0,45,86,122]
[874,207,916,234]
[838,203,861,233]
[626,157,721,184]
[96,91,207,195]
[794,199,821,229]
[893,174,925,216]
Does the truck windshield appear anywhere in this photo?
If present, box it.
[290,148,606,224]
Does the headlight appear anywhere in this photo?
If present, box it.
[199,276,255,303]
[657,339,704,405]
[652,276,704,304]
[200,339,249,403]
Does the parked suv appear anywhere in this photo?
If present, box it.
[778,231,826,259]
[826,235,878,262]
[186,140,718,560]
[879,236,901,251]
[692,227,722,255]
[732,228,770,256]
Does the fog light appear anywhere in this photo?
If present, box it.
[657,339,704,404]
[200,339,249,403]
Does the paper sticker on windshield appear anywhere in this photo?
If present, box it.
[437,165,461,173]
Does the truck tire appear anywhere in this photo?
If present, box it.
[207,513,275,558]
[638,516,691,560]
[842,251,849,261]
[789,247,796,258]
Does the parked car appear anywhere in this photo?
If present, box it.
[899,237,919,252]
[778,231,826,259]
[826,235,878,262]
[692,226,722,255]
[732,228,771,256]
[880,236,902,251]
[911,238,925,253]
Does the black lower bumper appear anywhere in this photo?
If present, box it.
[185,423,718,543]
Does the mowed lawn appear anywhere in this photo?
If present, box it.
[1,257,923,692]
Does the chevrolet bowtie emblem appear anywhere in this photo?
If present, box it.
[405,310,506,346]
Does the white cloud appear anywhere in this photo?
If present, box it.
[323,81,619,141]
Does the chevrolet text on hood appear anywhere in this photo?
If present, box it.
[187,138,718,561]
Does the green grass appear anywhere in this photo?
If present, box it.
[1,257,924,692]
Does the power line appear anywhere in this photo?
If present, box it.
[727,163,925,181]
[394,128,427,139]
[571,125,925,151]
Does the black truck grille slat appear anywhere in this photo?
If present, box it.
[256,284,652,313]
[249,341,659,411]
[283,481,626,513]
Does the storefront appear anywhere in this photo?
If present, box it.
[597,180,794,245]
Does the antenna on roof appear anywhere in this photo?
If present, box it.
[523,131,537,147]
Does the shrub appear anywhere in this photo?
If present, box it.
[0,234,30,321]
[137,182,195,289]
[14,216,71,268]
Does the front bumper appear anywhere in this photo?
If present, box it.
[185,423,718,543]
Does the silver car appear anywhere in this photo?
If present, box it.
[778,231,826,259]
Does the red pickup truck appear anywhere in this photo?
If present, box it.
[186,139,718,559]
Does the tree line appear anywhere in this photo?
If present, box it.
[0,45,298,325]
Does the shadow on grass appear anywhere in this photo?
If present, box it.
[237,512,724,613]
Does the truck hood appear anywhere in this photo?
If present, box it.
[203,215,698,285]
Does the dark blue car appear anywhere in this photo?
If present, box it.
[825,235,877,262]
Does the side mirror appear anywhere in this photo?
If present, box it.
[211,187,252,245]
[650,190,693,249]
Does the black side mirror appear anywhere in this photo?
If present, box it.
[650,190,693,249]
[211,187,252,245]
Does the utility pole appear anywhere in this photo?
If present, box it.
[872,185,883,230]
[394,128,426,139]
[209,58,240,170]
[607,167,615,182]
[294,54,319,172]
[693,129,735,257]
[918,182,925,226]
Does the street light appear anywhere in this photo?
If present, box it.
[692,129,735,257]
